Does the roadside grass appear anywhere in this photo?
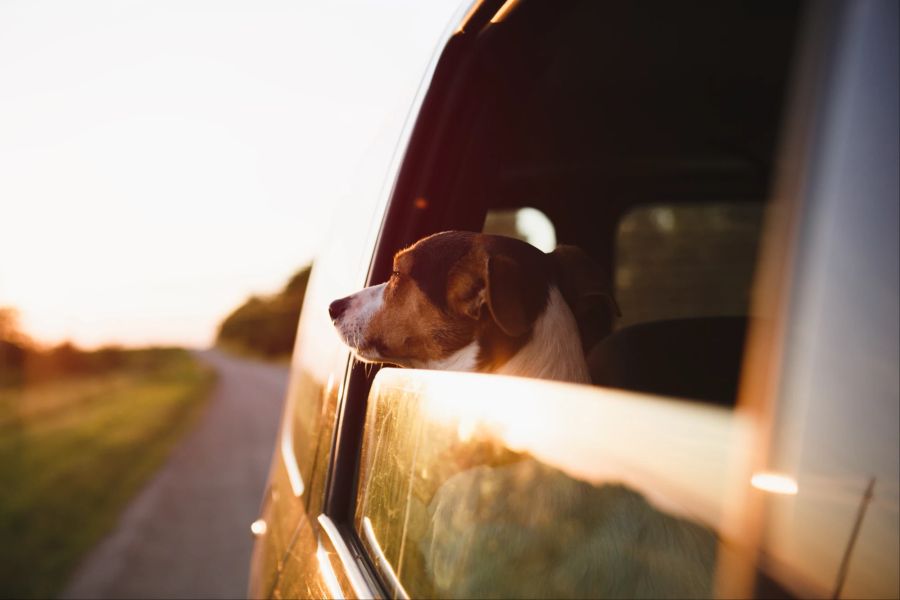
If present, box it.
[0,348,215,599]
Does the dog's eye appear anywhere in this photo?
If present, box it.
[391,270,401,278]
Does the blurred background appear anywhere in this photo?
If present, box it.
[0,1,461,598]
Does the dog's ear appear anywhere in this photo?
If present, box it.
[448,268,487,321]
[485,253,547,337]
[550,245,620,351]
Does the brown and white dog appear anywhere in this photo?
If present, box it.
[328,231,616,384]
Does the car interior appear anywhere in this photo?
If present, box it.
[375,0,804,407]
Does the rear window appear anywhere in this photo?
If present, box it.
[615,203,763,329]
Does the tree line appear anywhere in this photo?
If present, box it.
[0,308,137,386]
[215,265,311,358]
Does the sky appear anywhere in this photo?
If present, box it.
[0,0,463,348]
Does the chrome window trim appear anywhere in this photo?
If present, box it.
[361,517,410,600]
[318,514,380,600]
[280,395,305,498]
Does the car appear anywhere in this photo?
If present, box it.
[248,1,899,598]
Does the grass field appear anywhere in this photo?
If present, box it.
[0,348,215,599]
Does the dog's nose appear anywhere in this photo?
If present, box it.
[329,297,350,321]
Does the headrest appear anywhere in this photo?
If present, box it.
[588,317,749,406]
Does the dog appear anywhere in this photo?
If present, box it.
[328,231,617,384]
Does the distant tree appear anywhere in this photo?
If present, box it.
[0,308,28,345]
[0,308,130,384]
[49,342,90,374]
[0,308,32,384]
[91,345,126,371]
[216,265,312,358]
[0,340,28,384]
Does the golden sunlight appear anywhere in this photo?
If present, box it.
[315,545,343,599]
[751,472,800,495]
[0,1,460,349]
[250,519,267,537]
[372,367,747,530]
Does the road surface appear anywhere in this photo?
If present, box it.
[62,350,288,599]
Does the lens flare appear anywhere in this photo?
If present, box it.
[250,519,267,536]
[751,472,799,495]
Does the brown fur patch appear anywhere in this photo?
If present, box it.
[446,246,487,320]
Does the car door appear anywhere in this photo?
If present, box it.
[262,1,899,598]
[344,3,899,596]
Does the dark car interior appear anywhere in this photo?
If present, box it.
[372,0,804,407]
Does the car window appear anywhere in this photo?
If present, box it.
[354,369,740,599]
[615,203,763,329]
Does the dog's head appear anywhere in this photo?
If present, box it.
[328,231,555,371]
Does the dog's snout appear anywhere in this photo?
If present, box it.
[329,297,351,321]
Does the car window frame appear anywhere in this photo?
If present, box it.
[309,2,505,597]
[309,1,862,599]
[323,0,506,517]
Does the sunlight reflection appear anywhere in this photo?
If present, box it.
[515,207,556,252]
[360,367,750,598]
[362,517,409,600]
[315,544,343,599]
[455,0,484,34]
[455,415,479,442]
[280,387,306,497]
[372,367,745,529]
[490,0,521,24]
[751,472,799,495]
[250,519,267,537]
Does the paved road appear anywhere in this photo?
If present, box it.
[62,350,288,599]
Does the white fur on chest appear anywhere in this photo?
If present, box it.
[417,341,481,372]
[494,286,590,384]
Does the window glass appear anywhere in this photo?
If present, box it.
[570,203,765,404]
[615,203,763,329]
[483,207,557,253]
[355,368,742,599]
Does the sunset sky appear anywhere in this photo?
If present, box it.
[0,0,462,348]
